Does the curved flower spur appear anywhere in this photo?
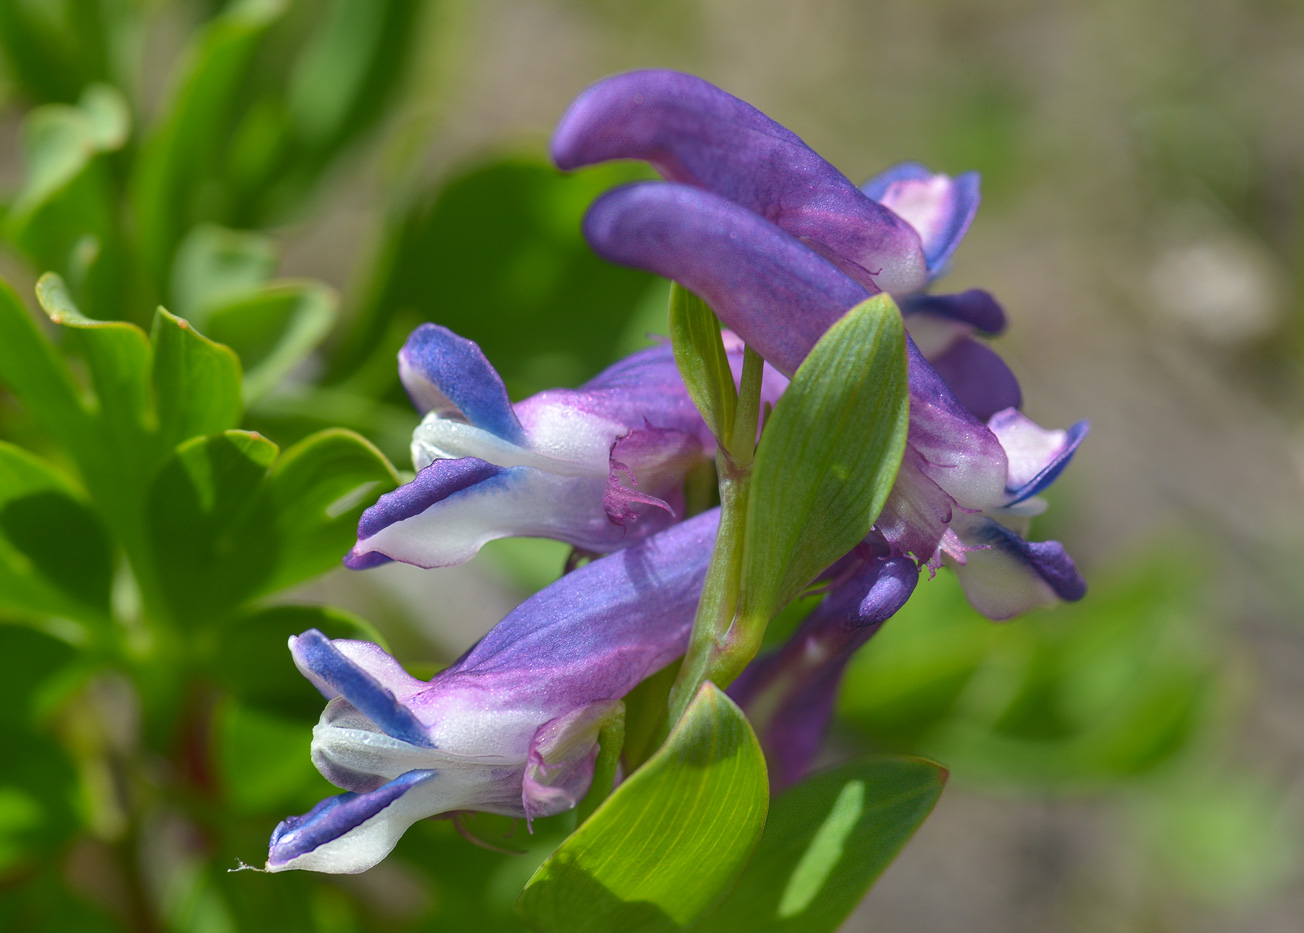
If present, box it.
[552,69,1021,422]
[555,69,1088,621]
[269,510,720,873]
[346,322,786,569]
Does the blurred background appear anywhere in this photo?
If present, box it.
[0,0,1301,930]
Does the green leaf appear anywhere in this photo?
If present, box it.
[0,442,113,626]
[5,86,130,320]
[0,729,82,874]
[170,224,278,321]
[0,625,80,726]
[0,0,124,104]
[0,279,89,449]
[145,430,280,624]
[143,427,395,625]
[284,0,422,153]
[668,284,736,444]
[204,282,337,403]
[36,273,154,445]
[204,603,386,719]
[696,758,945,932]
[151,306,244,451]
[517,683,768,933]
[840,557,1218,788]
[240,428,398,599]
[215,698,323,816]
[132,0,287,288]
[336,156,657,394]
[739,294,909,622]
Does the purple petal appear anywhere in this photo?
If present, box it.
[902,289,1007,335]
[583,182,871,376]
[347,458,508,568]
[444,508,719,700]
[730,557,918,789]
[903,338,1009,508]
[516,342,715,443]
[267,769,436,873]
[861,162,980,278]
[289,630,435,748]
[522,700,621,821]
[926,337,1023,421]
[553,69,927,293]
[988,411,1089,504]
[950,518,1086,620]
[399,324,526,444]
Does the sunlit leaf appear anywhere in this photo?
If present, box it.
[151,307,244,451]
[170,224,278,321]
[5,87,129,320]
[697,758,945,932]
[239,428,398,599]
[0,279,90,451]
[517,683,768,933]
[667,284,736,444]
[739,294,909,623]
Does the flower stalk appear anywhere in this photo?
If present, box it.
[667,345,764,727]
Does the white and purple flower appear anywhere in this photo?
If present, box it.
[269,510,719,873]
[557,69,1087,620]
[346,322,784,569]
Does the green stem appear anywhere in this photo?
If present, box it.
[664,348,765,729]
[575,709,626,824]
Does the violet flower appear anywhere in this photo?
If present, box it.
[346,322,784,569]
[268,509,719,873]
[730,552,918,789]
[554,70,1087,619]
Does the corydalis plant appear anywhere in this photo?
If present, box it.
[267,510,718,873]
[270,70,1089,887]
[346,322,786,568]
[556,69,1087,620]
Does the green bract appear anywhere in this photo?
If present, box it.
[517,683,769,932]
[669,283,738,445]
[739,294,910,624]
[697,758,945,932]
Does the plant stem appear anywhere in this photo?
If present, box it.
[664,348,765,729]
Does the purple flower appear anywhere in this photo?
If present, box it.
[554,70,1087,619]
[552,69,929,295]
[346,323,785,569]
[268,510,720,873]
[730,552,918,789]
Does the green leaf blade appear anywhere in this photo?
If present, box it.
[244,428,398,599]
[36,273,154,445]
[145,430,279,625]
[204,282,337,403]
[517,683,768,933]
[0,442,113,626]
[668,283,737,444]
[740,294,910,622]
[150,306,244,451]
[131,0,287,288]
[0,280,89,448]
[697,757,945,933]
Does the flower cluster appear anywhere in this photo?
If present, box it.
[267,69,1087,873]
